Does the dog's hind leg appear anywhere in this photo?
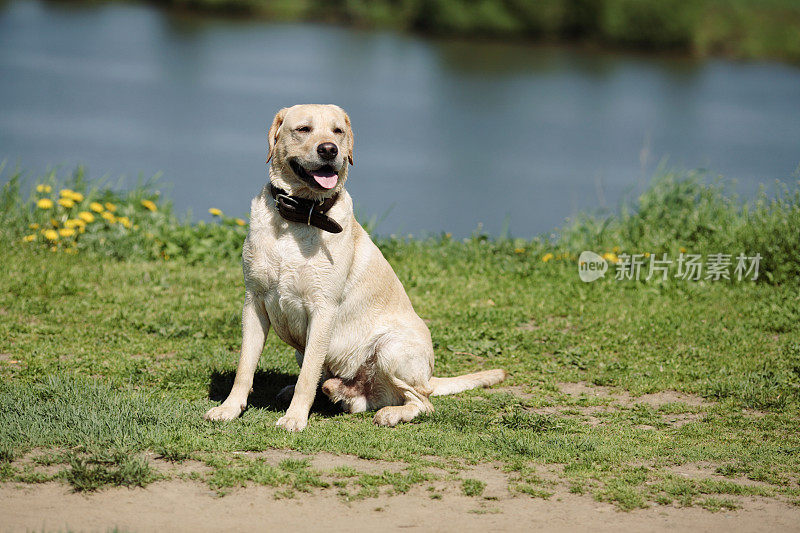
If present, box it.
[370,332,435,427]
[372,376,433,427]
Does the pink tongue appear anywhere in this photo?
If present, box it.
[310,170,338,189]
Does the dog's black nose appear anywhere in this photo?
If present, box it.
[317,142,338,160]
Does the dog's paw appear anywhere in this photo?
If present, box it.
[204,402,244,422]
[373,406,403,427]
[276,413,308,432]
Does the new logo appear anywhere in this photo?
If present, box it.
[578,251,607,282]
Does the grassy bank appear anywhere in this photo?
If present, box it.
[144,0,800,62]
[0,167,799,509]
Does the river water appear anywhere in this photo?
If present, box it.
[1,0,799,237]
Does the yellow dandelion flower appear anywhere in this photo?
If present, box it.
[59,189,75,198]
[514,247,525,254]
[23,234,36,242]
[234,218,246,226]
[50,218,59,227]
[209,207,223,216]
[78,211,95,223]
[679,247,687,254]
[644,252,651,258]
[89,202,104,212]
[104,202,117,212]
[70,192,84,202]
[141,199,157,212]
[58,198,75,208]
[101,211,116,223]
[29,223,39,230]
[36,198,54,209]
[58,228,76,237]
[118,216,132,229]
[603,252,619,263]
[36,184,52,193]
[542,253,554,263]
[43,229,59,241]
[64,219,82,229]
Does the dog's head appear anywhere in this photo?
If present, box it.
[267,104,354,199]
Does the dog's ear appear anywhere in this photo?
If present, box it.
[344,112,354,166]
[267,107,289,164]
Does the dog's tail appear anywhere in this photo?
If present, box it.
[429,369,508,397]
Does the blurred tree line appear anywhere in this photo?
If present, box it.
[159,0,800,60]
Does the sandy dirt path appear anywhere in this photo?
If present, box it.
[2,480,800,533]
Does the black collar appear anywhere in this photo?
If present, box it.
[269,183,343,234]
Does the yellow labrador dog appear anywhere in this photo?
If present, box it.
[205,104,506,431]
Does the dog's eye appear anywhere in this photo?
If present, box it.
[333,128,343,135]
[296,126,311,133]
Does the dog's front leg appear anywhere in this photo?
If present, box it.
[276,308,334,432]
[204,292,269,421]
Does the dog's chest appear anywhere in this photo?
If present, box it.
[244,225,334,347]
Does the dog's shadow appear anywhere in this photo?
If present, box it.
[208,369,342,416]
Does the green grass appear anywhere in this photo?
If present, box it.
[134,0,800,62]
[199,456,331,496]
[65,452,159,492]
[462,478,486,497]
[0,167,799,510]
